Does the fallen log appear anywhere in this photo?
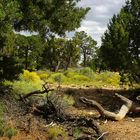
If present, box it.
[80,93,133,121]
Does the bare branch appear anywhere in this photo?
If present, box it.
[19,83,54,101]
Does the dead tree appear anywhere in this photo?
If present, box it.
[80,93,140,121]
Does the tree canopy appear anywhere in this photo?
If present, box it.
[99,0,140,83]
[41,37,81,71]
[14,0,90,37]
[0,0,90,80]
[73,31,97,67]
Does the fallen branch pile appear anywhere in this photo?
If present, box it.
[19,83,105,140]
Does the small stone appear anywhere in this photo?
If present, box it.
[131,119,135,122]
[104,119,108,124]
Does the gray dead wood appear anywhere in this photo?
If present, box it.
[80,93,134,121]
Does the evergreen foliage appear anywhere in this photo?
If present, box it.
[99,0,140,83]
[41,37,81,71]
[0,0,89,80]
[15,34,44,70]
[73,31,97,67]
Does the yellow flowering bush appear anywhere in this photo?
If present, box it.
[38,73,49,82]
[20,70,42,84]
[7,70,44,95]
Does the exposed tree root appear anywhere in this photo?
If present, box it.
[80,93,134,121]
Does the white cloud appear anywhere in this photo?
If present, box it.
[16,30,38,36]
[78,21,107,35]
[94,5,109,14]
[68,0,126,46]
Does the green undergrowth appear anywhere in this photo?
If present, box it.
[47,125,69,140]
[39,68,121,88]
[73,127,83,139]
[3,68,139,98]
[0,100,17,139]
[0,101,5,136]
[4,70,43,95]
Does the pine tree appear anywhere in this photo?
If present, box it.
[73,31,97,67]
[0,0,90,80]
[99,0,140,83]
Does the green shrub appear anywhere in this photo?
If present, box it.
[95,71,120,87]
[64,68,91,82]
[4,69,122,92]
[73,127,82,139]
[48,73,67,83]
[4,70,43,95]
[78,67,95,78]
[4,128,17,139]
[47,126,68,140]
[72,74,90,81]
[63,95,75,106]
[2,80,13,87]
[11,80,42,95]
[64,71,77,78]
[38,73,49,82]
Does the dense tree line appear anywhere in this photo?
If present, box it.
[0,0,90,80]
[40,31,97,71]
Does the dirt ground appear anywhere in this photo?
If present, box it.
[101,117,140,140]
[0,87,140,140]
[70,88,140,140]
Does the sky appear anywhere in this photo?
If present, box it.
[73,0,126,46]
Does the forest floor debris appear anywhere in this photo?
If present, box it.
[0,87,140,140]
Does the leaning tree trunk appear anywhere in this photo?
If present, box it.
[25,47,29,70]
[80,93,133,121]
[55,61,61,72]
